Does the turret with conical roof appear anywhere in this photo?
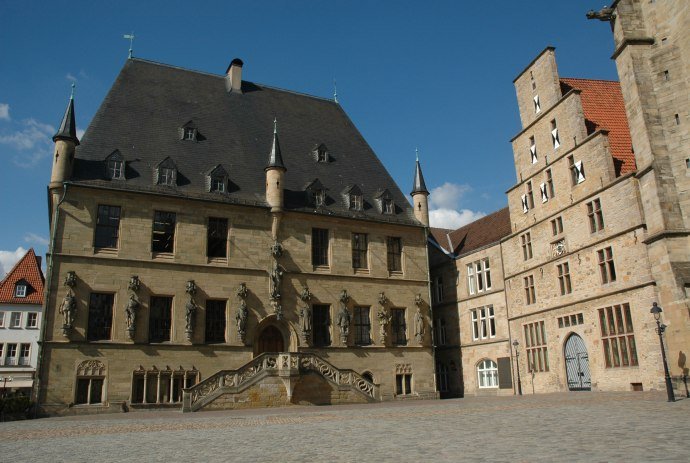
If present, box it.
[50,86,79,190]
[410,151,430,227]
[265,119,286,239]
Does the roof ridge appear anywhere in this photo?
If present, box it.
[0,247,35,285]
[129,57,337,104]
[560,76,620,84]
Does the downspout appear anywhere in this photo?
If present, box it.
[500,240,517,395]
[423,226,438,395]
[33,183,68,416]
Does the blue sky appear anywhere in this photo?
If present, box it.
[0,0,618,275]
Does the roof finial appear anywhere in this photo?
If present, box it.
[273,117,277,134]
[415,147,419,162]
[123,32,135,59]
[333,79,338,103]
[70,82,76,100]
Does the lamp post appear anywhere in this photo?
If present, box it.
[1,376,12,398]
[512,339,522,396]
[650,302,675,402]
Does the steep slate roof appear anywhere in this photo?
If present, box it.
[71,58,418,225]
[560,78,635,176]
[0,248,45,305]
[445,207,511,256]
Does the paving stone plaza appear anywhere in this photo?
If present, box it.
[1,392,688,462]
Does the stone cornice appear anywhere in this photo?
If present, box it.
[611,37,655,60]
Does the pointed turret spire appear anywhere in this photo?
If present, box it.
[52,84,80,146]
[411,150,428,195]
[265,118,286,171]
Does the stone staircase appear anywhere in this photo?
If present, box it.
[182,352,379,412]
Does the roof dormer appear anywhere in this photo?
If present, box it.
[306,178,327,207]
[344,184,363,211]
[155,157,177,186]
[313,143,330,163]
[104,150,125,180]
[14,279,30,298]
[179,120,199,142]
[375,189,395,215]
[205,164,229,193]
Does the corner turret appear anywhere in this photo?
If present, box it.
[50,86,79,190]
[410,152,430,227]
[265,119,286,239]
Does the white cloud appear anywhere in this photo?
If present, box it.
[66,73,78,82]
[0,118,55,167]
[24,233,49,246]
[429,182,471,210]
[430,208,486,229]
[0,247,27,278]
[0,103,9,121]
[77,128,85,139]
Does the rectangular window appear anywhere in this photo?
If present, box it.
[558,313,584,328]
[207,217,228,258]
[131,369,197,405]
[15,285,27,297]
[435,319,447,346]
[351,233,368,269]
[18,343,31,366]
[387,237,402,272]
[432,276,444,303]
[4,343,17,365]
[557,262,572,295]
[568,155,578,186]
[211,176,225,193]
[350,194,363,211]
[524,275,536,305]
[312,304,331,347]
[471,305,496,340]
[107,159,123,179]
[551,216,563,236]
[468,259,491,294]
[94,205,121,249]
[149,296,173,343]
[312,228,329,267]
[546,168,555,198]
[529,136,537,164]
[533,95,541,114]
[599,303,638,368]
[524,320,549,372]
[587,199,604,233]
[467,264,476,295]
[87,293,114,341]
[0,312,4,328]
[598,247,617,284]
[526,181,534,209]
[314,189,325,207]
[26,312,38,328]
[391,308,407,346]
[205,300,226,343]
[75,378,104,405]
[159,167,175,186]
[383,199,394,214]
[152,211,176,253]
[551,119,560,149]
[10,312,21,328]
[521,232,533,260]
[354,306,371,346]
[395,373,413,395]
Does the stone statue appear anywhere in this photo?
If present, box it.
[125,294,140,331]
[236,300,248,342]
[336,291,351,345]
[59,290,76,331]
[269,261,284,300]
[377,308,391,344]
[300,306,312,337]
[185,298,197,334]
[414,306,425,344]
[270,241,283,259]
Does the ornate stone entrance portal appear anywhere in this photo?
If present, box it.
[257,325,285,354]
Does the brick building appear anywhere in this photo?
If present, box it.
[38,57,437,415]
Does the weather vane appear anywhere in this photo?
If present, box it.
[70,82,76,100]
[415,147,419,161]
[123,32,135,59]
[333,79,338,103]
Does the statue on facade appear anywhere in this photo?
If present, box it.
[299,286,313,343]
[125,294,140,334]
[236,300,248,343]
[414,294,425,344]
[184,280,198,341]
[377,292,389,345]
[336,290,350,345]
[269,260,284,300]
[59,290,76,336]
[270,241,283,259]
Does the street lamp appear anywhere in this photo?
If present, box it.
[512,339,523,396]
[650,302,675,402]
[1,376,12,398]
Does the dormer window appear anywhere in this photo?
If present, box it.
[313,143,330,163]
[179,121,198,142]
[315,189,326,207]
[155,157,177,186]
[15,284,27,298]
[105,150,124,180]
[383,199,394,215]
[306,179,327,208]
[211,176,225,192]
[350,194,363,211]
[184,127,197,141]
[375,189,395,215]
[205,164,229,193]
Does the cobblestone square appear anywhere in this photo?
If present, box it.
[1,392,688,462]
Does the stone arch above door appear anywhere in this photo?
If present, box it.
[252,314,299,356]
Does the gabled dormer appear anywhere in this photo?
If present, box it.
[375,189,395,215]
[306,178,327,207]
[14,279,30,298]
[205,164,229,193]
[178,120,199,142]
[312,143,330,163]
[104,150,125,180]
[155,157,177,186]
[344,184,363,211]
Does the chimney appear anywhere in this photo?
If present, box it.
[225,58,243,93]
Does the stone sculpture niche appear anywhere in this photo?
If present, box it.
[299,286,313,345]
[235,283,249,344]
[376,292,390,346]
[58,271,77,337]
[414,293,425,345]
[125,275,141,340]
[184,280,199,342]
[336,289,351,345]
[269,242,284,320]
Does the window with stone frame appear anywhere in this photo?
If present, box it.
[598,246,617,284]
[395,373,413,395]
[557,262,572,295]
[533,95,541,114]
[475,259,491,293]
[353,306,371,346]
[524,320,549,372]
[599,303,638,368]
[432,275,444,303]
[529,136,537,164]
[471,305,496,341]
[207,217,228,259]
[74,361,106,405]
[386,237,403,272]
[158,167,176,186]
[391,308,407,345]
[551,119,560,149]
[435,318,447,346]
[521,232,533,260]
[524,275,536,305]
[551,216,564,236]
[149,296,173,343]
[467,264,476,295]
[87,293,114,341]
[205,300,226,344]
[94,205,121,249]
[525,181,534,210]
[312,228,329,267]
[131,366,198,405]
[477,359,499,388]
[587,199,604,233]
[545,168,555,199]
[312,304,331,347]
[437,362,449,392]
[152,211,176,253]
[18,343,30,366]
[351,233,368,269]
[210,176,226,193]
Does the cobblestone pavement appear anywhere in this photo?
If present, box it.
[1,392,688,462]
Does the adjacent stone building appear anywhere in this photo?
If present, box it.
[38,57,437,415]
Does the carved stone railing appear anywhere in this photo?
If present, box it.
[182,352,378,412]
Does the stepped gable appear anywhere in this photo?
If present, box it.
[560,77,635,176]
[71,58,417,225]
[446,207,511,256]
[0,248,45,305]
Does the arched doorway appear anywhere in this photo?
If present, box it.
[257,325,285,354]
[564,334,591,391]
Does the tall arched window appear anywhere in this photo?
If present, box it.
[477,359,498,388]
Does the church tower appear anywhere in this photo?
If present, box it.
[411,157,430,227]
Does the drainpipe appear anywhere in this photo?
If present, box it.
[423,227,439,396]
[32,183,68,416]
[499,240,517,395]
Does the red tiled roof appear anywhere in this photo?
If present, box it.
[446,207,511,256]
[0,248,45,305]
[560,78,636,176]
